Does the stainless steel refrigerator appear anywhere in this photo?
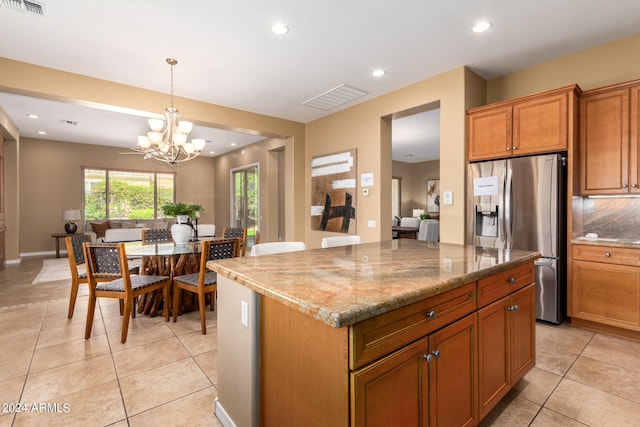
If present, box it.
[467,154,567,324]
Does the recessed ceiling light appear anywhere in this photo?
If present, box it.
[472,21,492,33]
[26,113,38,119]
[37,130,46,135]
[372,69,385,77]
[271,22,289,35]
[230,142,236,147]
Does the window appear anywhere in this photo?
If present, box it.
[231,164,259,247]
[83,168,175,220]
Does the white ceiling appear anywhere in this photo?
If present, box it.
[1,0,639,160]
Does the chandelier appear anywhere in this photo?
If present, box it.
[135,58,205,164]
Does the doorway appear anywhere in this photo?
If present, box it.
[231,163,259,247]
[391,103,440,219]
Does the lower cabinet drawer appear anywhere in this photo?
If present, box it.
[349,282,476,370]
[477,261,534,308]
[573,244,640,267]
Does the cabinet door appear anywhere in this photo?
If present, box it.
[630,85,640,193]
[510,284,536,384]
[580,88,630,194]
[468,106,512,162]
[513,92,568,155]
[428,313,478,427]
[351,338,429,427]
[571,260,640,330]
[477,296,510,420]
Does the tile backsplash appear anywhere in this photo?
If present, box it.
[583,197,640,239]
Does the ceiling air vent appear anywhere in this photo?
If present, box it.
[1,0,47,18]
[303,84,368,111]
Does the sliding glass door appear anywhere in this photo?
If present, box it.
[231,163,259,248]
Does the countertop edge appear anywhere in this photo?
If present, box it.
[210,251,540,328]
[572,238,640,249]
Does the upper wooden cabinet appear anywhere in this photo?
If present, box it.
[579,80,640,195]
[468,85,580,162]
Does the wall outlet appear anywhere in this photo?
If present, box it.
[241,301,248,327]
[362,188,370,196]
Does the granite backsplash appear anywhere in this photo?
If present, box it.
[582,197,640,240]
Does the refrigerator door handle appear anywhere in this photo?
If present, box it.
[534,258,555,266]
[505,161,513,248]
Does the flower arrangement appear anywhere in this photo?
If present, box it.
[161,202,203,218]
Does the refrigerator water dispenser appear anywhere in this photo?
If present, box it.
[475,204,499,237]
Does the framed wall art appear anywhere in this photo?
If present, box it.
[310,149,357,233]
[427,179,440,213]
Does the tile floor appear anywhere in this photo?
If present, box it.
[1,256,640,426]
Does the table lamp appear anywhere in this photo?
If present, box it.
[62,209,81,234]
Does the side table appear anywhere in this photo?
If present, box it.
[51,232,82,258]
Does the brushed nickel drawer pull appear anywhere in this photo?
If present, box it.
[605,252,611,257]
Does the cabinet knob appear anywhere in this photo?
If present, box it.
[622,184,628,188]
[512,146,518,150]
[633,184,638,188]
[423,354,433,363]
[506,147,511,151]
[508,277,515,284]
[605,252,611,257]
[426,310,436,319]
[507,304,519,311]
[431,350,441,359]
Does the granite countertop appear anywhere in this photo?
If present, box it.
[572,237,640,249]
[207,239,539,328]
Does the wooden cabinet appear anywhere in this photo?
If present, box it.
[579,80,640,195]
[351,261,535,426]
[468,85,578,162]
[571,244,640,333]
[477,282,535,420]
[351,314,478,427]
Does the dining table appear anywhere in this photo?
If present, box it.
[124,239,213,317]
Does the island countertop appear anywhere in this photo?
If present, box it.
[207,239,540,328]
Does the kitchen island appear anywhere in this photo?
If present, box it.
[207,239,540,427]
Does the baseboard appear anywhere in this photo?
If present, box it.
[214,398,237,427]
[20,250,60,258]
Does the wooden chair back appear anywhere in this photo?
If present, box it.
[222,227,247,256]
[142,228,173,244]
[64,234,91,319]
[83,242,127,283]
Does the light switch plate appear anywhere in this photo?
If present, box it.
[368,220,376,228]
[443,191,453,205]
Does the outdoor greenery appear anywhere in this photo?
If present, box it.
[83,168,175,220]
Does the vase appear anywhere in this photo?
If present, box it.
[171,223,192,244]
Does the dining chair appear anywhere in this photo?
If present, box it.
[65,234,140,319]
[222,227,247,256]
[142,228,173,244]
[83,242,170,343]
[250,241,306,256]
[321,235,362,248]
[172,238,240,334]
[65,234,91,319]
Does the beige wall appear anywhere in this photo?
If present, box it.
[392,160,440,217]
[212,137,288,243]
[487,33,640,102]
[19,138,215,254]
[305,67,478,247]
